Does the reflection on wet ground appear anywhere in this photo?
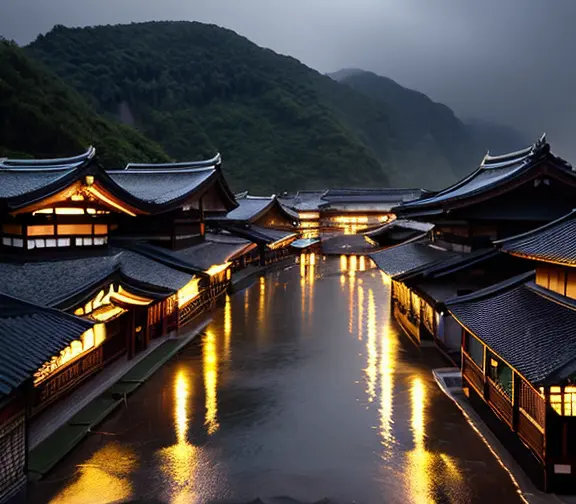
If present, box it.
[27,255,523,504]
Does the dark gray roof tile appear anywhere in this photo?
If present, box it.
[0,294,93,397]
[370,240,460,278]
[446,275,576,385]
[498,210,576,265]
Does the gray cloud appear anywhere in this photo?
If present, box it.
[1,0,575,160]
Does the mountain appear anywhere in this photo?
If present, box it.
[331,69,529,169]
[464,118,530,157]
[0,39,170,166]
[26,21,479,193]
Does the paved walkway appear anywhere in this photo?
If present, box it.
[27,315,212,478]
[433,368,576,504]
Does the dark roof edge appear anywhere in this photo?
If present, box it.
[0,146,96,168]
[445,270,535,306]
[526,282,576,312]
[429,249,500,279]
[495,209,576,248]
[123,153,221,171]
[0,292,94,329]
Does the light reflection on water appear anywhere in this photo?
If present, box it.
[33,256,521,504]
[48,443,137,504]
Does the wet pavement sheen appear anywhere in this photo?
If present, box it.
[27,255,523,504]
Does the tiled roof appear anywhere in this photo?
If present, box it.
[0,168,80,198]
[107,167,215,204]
[0,147,95,168]
[118,250,192,291]
[0,255,120,308]
[221,196,274,222]
[370,239,460,279]
[278,191,327,211]
[0,294,94,398]
[446,274,576,385]
[396,135,574,215]
[123,153,221,170]
[173,240,253,270]
[321,234,380,255]
[498,209,576,265]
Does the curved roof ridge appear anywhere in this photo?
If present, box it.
[109,165,216,175]
[0,146,95,167]
[483,144,534,164]
[0,161,86,172]
[495,209,576,247]
[445,270,535,306]
[123,153,221,170]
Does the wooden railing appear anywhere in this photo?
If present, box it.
[34,346,104,412]
[487,378,513,428]
[518,409,545,460]
[462,351,485,396]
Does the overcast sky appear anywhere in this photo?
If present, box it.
[2,0,575,159]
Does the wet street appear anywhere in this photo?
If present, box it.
[27,256,523,504]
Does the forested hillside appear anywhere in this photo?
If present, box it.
[331,69,529,172]
[28,21,481,192]
[0,39,170,166]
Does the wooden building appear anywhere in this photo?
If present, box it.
[448,209,576,493]
[0,294,93,502]
[210,193,299,265]
[372,135,576,348]
[0,148,244,443]
[279,188,425,237]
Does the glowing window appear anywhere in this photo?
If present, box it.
[57,238,70,247]
[13,238,23,247]
[94,224,108,235]
[27,240,34,250]
[45,238,56,247]
[83,237,93,246]
[2,237,11,246]
[57,224,93,235]
[36,239,46,248]
[28,225,55,236]
[55,208,84,215]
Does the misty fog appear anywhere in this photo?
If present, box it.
[1,0,574,159]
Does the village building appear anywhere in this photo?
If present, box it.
[371,135,576,351]
[209,193,300,265]
[0,148,251,499]
[279,188,425,237]
[0,294,93,503]
[445,209,576,492]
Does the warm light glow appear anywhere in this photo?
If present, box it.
[48,443,137,504]
[34,322,108,385]
[349,255,357,275]
[71,194,84,202]
[359,256,366,272]
[381,271,391,286]
[365,289,377,402]
[205,262,230,277]
[203,329,220,435]
[348,272,354,334]
[87,185,137,216]
[111,287,153,306]
[379,319,396,452]
[178,277,200,308]
[158,368,200,502]
[357,285,364,341]
[90,305,126,322]
[224,295,232,359]
[298,212,320,220]
[340,255,347,272]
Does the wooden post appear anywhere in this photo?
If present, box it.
[512,372,520,431]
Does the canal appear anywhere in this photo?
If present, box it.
[28,256,523,504]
